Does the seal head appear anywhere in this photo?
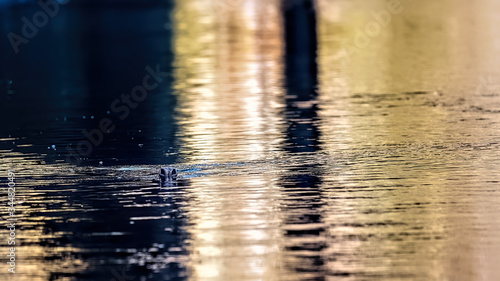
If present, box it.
[159,167,177,182]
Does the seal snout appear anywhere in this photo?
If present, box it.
[159,167,177,182]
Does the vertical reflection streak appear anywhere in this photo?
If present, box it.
[279,0,329,279]
[172,0,285,280]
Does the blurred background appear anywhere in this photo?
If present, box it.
[1,0,500,280]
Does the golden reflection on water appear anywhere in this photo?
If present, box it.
[318,0,500,94]
[173,0,285,163]
[0,159,87,281]
[172,0,286,280]
[185,176,283,280]
[317,0,500,280]
[172,0,500,280]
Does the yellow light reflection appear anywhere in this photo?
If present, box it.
[172,0,285,280]
[317,0,500,279]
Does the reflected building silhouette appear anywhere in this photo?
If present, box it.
[282,0,320,153]
[280,0,328,278]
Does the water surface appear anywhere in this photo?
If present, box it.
[1,0,500,280]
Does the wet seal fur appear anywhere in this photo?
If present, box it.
[159,167,177,184]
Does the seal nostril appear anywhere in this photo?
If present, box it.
[159,168,167,181]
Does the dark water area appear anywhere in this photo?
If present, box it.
[1,0,500,280]
[0,0,177,166]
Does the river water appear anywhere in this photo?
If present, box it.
[1,0,500,280]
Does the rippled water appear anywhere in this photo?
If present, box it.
[1,0,500,280]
